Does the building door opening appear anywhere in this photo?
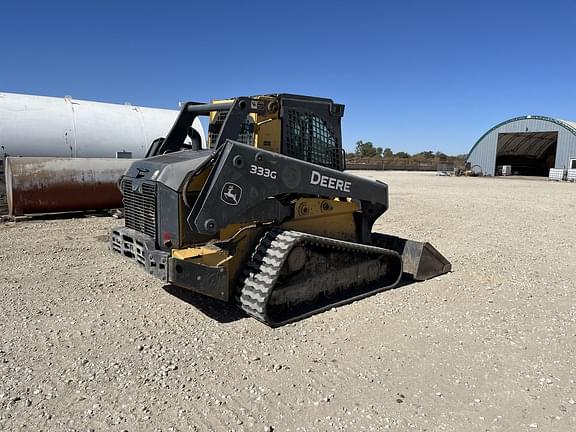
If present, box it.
[495,131,558,176]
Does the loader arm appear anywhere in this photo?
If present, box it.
[145,97,272,157]
[188,140,388,242]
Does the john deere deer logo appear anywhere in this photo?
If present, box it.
[221,182,242,206]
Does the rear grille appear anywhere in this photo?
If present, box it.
[122,179,157,239]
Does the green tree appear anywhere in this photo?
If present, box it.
[355,140,380,157]
[394,151,411,158]
[415,151,434,159]
[383,147,393,158]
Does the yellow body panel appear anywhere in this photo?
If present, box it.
[254,116,281,152]
[252,95,281,153]
[219,223,254,241]
[172,245,228,266]
[282,198,360,242]
[185,166,212,192]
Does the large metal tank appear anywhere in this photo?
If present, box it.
[0,92,205,158]
[0,92,205,215]
[5,157,131,216]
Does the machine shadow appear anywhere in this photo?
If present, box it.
[162,276,417,326]
[162,284,247,324]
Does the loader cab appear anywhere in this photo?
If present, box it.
[148,94,346,171]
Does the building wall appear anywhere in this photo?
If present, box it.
[0,158,6,214]
[467,117,576,175]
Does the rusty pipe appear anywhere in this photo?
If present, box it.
[5,157,132,216]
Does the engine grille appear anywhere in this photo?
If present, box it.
[122,179,157,239]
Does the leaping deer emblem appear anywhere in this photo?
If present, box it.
[221,183,242,206]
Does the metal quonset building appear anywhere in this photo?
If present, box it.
[466,115,576,176]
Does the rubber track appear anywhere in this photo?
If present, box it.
[236,229,402,326]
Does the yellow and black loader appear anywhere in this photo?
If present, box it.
[110,94,450,326]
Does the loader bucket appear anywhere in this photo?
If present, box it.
[372,233,451,281]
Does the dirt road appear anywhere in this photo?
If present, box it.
[0,172,574,431]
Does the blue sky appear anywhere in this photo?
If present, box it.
[2,0,575,155]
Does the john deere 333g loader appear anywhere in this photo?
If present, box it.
[110,94,451,326]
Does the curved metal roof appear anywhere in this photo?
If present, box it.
[467,115,576,159]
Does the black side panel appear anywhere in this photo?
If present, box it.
[156,184,181,249]
[150,178,215,250]
[168,258,229,301]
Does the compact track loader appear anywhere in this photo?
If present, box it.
[110,94,450,326]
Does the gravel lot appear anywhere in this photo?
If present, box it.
[0,171,575,431]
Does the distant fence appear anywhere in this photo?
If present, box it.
[346,161,440,171]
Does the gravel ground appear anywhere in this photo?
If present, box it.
[0,171,575,431]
